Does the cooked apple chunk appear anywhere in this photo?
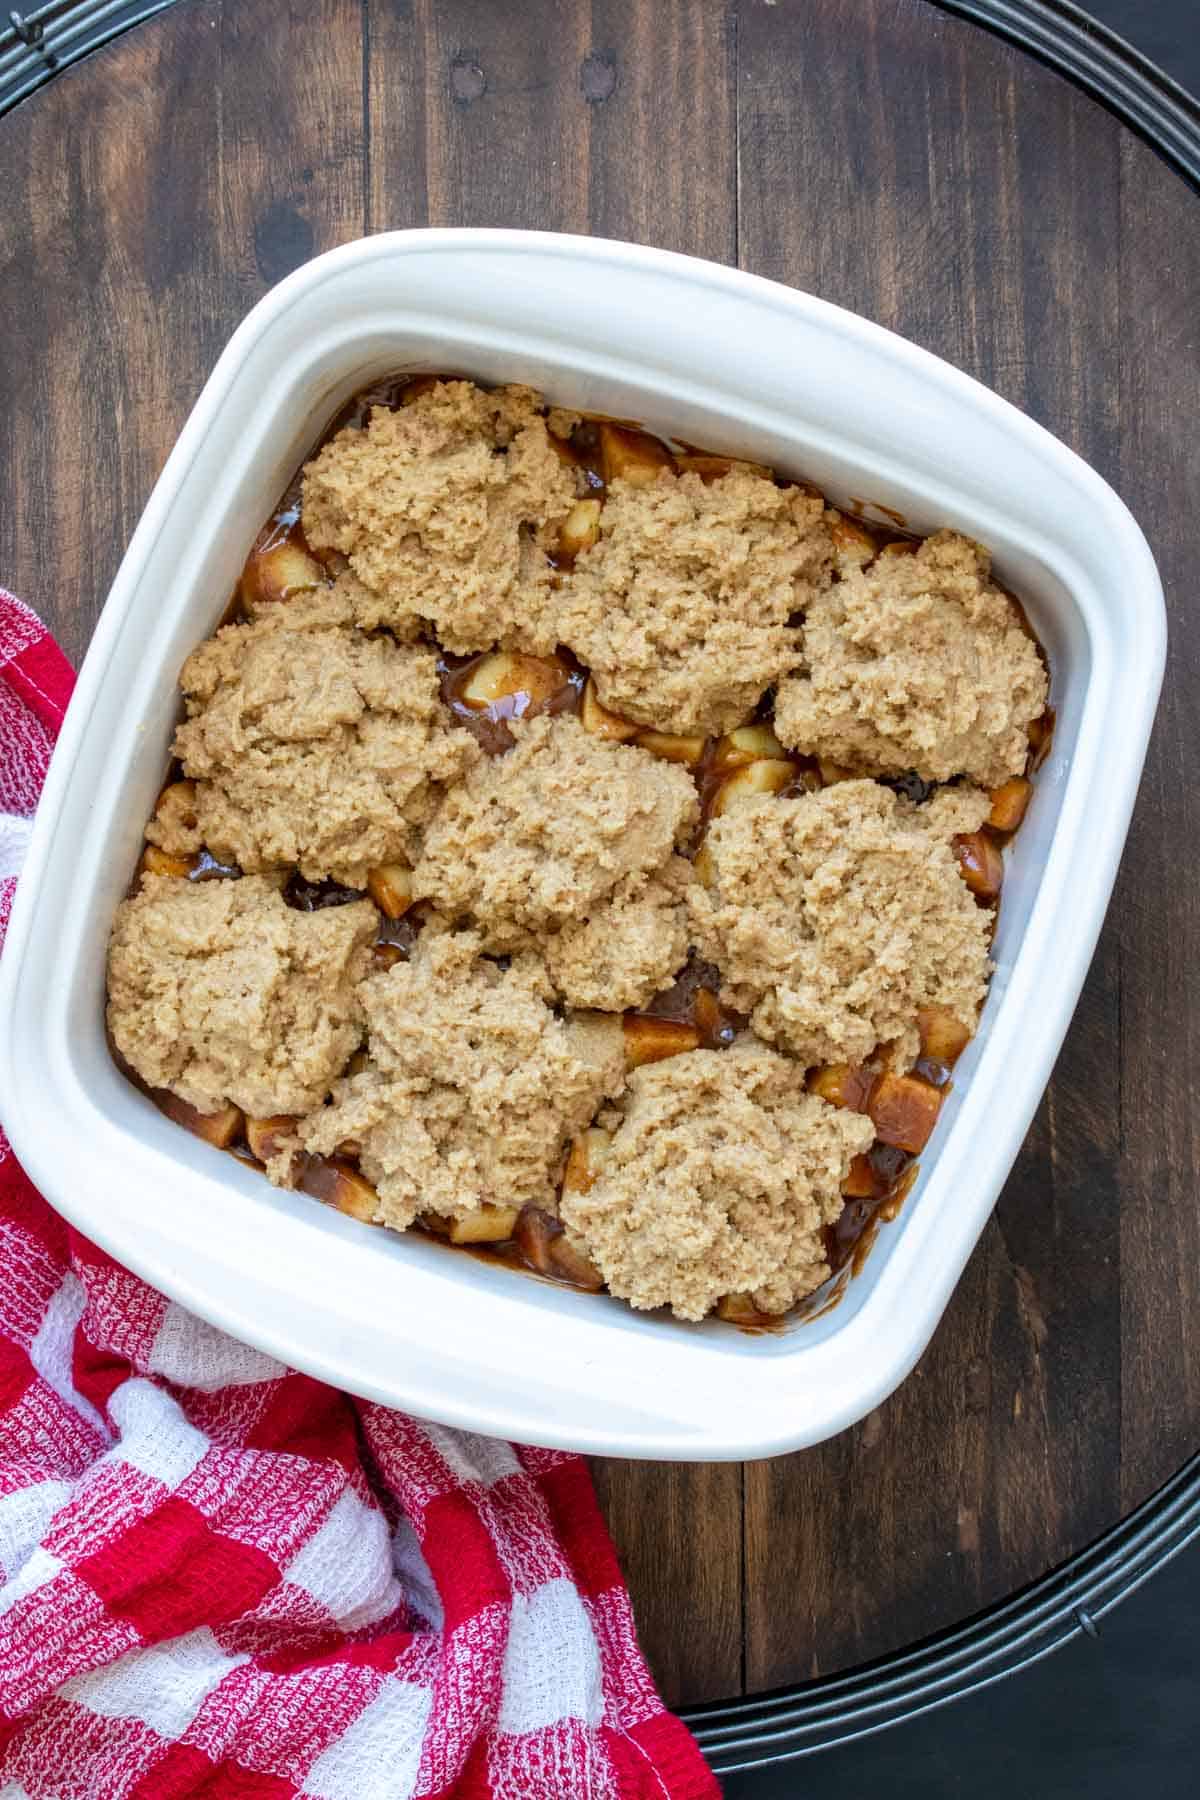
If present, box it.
[240,536,328,612]
[580,675,640,742]
[457,650,572,713]
[622,1015,702,1069]
[558,498,603,558]
[868,1073,943,1154]
[709,758,796,817]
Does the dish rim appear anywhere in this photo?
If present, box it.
[0,228,1167,1459]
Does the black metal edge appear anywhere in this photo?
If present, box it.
[682,4,1200,1766]
[684,1454,1200,1771]
[4,0,1200,1771]
[936,0,1200,188]
[0,1,175,112]
[3,0,1200,196]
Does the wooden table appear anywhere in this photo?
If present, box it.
[2,0,1197,1714]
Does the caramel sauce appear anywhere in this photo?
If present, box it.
[634,955,744,1048]
[1028,706,1056,773]
[216,588,246,629]
[438,648,586,755]
[913,1055,953,1090]
[254,502,305,557]
[295,1155,360,1208]
[323,372,456,438]
[823,1148,919,1277]
[410,1221,592,1294]
[847,497,910,529]
[188,848,241,883]
[283,872,427,970]
[552,418,606,494]
[121,371,1054,1329]
[375,908,426,957]
[883,771,936,805]
[283,873,366,911]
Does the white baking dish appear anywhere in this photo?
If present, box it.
[0,230,1164,1459]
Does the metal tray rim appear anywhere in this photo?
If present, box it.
[1,0,1197,1770]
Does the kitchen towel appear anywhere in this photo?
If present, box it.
[0,590,718,1800]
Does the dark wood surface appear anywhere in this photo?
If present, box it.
[1,0,1196,1710]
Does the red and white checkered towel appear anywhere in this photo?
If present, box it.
[0,592,718,1800]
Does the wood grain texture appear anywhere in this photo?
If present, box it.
[0,0,1195,1708]
[580,0,743,1711]
[410,0,592,232]
[584,0,736,260]
[590,1459,743,1708]
[736,0,1127,1688]
[0,0,223,665]
[1116,131,1200,1507]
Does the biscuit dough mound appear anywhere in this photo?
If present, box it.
[412,714,698,948]
[165,600,477,886]
[688,780,993,1069]
[905,784,993,839]
[542,859,693,1011]
[299,929,626,1228]
[557,469,831,736]
[300,380,578,655]
[239,565,430,647]
[560,1042,873,1321]
[775,531,1048,787]
[107,874,376,1117]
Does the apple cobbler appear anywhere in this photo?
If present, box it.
[106,376,1050,1325]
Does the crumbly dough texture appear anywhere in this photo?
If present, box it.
[775,530,1048,787]
[688,780,993,1069]
[556,468,832,736]
[113,376,1051,1324]
[904,784,994,840]
[412,714,698,949]
[245,566,430,646]
[542,859,693,1011]
[561,1042,873,1320]
[165,596,477,886]
[107,874,376,1117]
[299,929,626,1228]
[300,380,578,655]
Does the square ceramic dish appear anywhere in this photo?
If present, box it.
[0,230,1165,1460]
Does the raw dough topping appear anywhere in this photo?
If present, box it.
[542,859,694,1011]
[107,874,376,1117]
[905,783,995,840]
[688,779,993,1069]
[411,714,698,949]
[110,376,1051,1326]
[560,1042,873,1320]
[775,530,1048,787]
[556,468,832,736]
[300,380,578,655]
[164,598,478,886]
[299,928,626,1229]
[249,566,429,646]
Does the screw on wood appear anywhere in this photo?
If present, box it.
[8,11,58,67]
